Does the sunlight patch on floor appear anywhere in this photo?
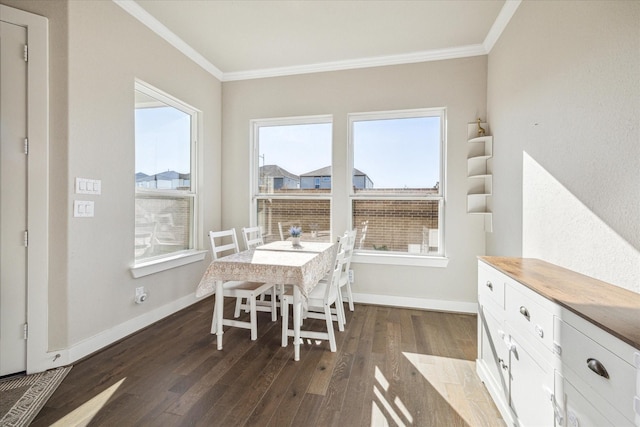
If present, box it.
[403,352,504,427]
[50,378,126,427]
[371,366,413,426]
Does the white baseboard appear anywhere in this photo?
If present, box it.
[35,292,473,372]
[66,293,201,365]
[350,292,478,314]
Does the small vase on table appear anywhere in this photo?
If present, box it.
[289,226,302,247]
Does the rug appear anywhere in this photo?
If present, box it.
[0,366,72,427]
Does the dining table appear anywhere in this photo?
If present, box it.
[196,240,338,361]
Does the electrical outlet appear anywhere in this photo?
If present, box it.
[134,287,148,304]
[348,269,354,283]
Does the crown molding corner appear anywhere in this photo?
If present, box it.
[483,0,522,53]
[113,0,224,81]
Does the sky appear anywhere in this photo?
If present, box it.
[135,108,442,189]
[259,117,441,188]
[135,106,191,176]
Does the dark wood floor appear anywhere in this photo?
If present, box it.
[32,297,503,426]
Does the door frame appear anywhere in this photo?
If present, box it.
[1,5,50,374]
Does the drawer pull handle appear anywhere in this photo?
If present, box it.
[519,306,530,320]
[486,281,493,291]
[586,358,609,379]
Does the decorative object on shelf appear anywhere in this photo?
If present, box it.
[289,226,301,247]
[477,118,486,136]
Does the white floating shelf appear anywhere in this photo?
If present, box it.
[467,122,493,232]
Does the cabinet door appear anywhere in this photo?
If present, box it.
[508,336,555,427]
[555,371,634,427]
[479,305,509,400]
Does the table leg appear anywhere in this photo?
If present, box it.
[216,280,224,350]
[293,286,301,361]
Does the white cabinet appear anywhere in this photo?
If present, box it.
[477,261,557,426]
[477,258,640,427]
[554,312,636,426]
[467,123,492,231]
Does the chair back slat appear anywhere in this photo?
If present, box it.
[325,248,346,301]
[242,226,264,250]
[209,229,240,260]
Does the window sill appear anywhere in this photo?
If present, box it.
[352,252,449,268]
[130,250,208,278]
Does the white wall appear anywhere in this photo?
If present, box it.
[0,0,222,365]
[487,1,640,292]
[222,58,489,310]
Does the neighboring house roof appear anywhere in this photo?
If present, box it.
[135,171,190,182]
[300,166,369,177]
[260,164,299,181]
[300,166,331,177]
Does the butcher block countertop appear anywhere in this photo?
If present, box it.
[479,256,640,351]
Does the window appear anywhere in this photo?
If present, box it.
[134,81,199,263]
[251,116,332,242]
[349,108,445,257]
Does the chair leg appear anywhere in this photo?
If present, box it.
[335,299,345,332]
[211,298,218,334]
[249,295,258,340]
[270,287,277,321]
[234,297,242,318]
[281,296,289,347]
[324,303,337,352]
[345,282,355,311]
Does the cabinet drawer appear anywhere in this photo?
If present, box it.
[557,319,636,423]
[478,261,505,309]
[558,372,633,427]
[505,283,554,353]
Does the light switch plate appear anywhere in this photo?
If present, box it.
[74,200,95,217]
[75,177,101,195]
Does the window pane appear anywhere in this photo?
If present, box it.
[258,122,332,194]
[135,91,191,190]
[353,116,440,194]
[135,196,192,260]
[257,199,331,243]
[352,199,440,254]
[134,82,197,263]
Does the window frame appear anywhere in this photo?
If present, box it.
[131,80,206,277]
[347,107,448,267]
[249,115,333,237]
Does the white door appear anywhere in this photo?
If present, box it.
[0,20,28,376]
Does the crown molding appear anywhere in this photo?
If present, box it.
[483,0,522,52]
[222,44,487,82]
[113,0,224,80]
[115,0,520,82]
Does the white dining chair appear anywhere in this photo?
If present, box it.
[208,229,276,342]
[358,220,368,249]
[241,226,264,250]
[280,246,347,352]
[315,228,356,326]
[339,228,357,312]
[242,225,283,306]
